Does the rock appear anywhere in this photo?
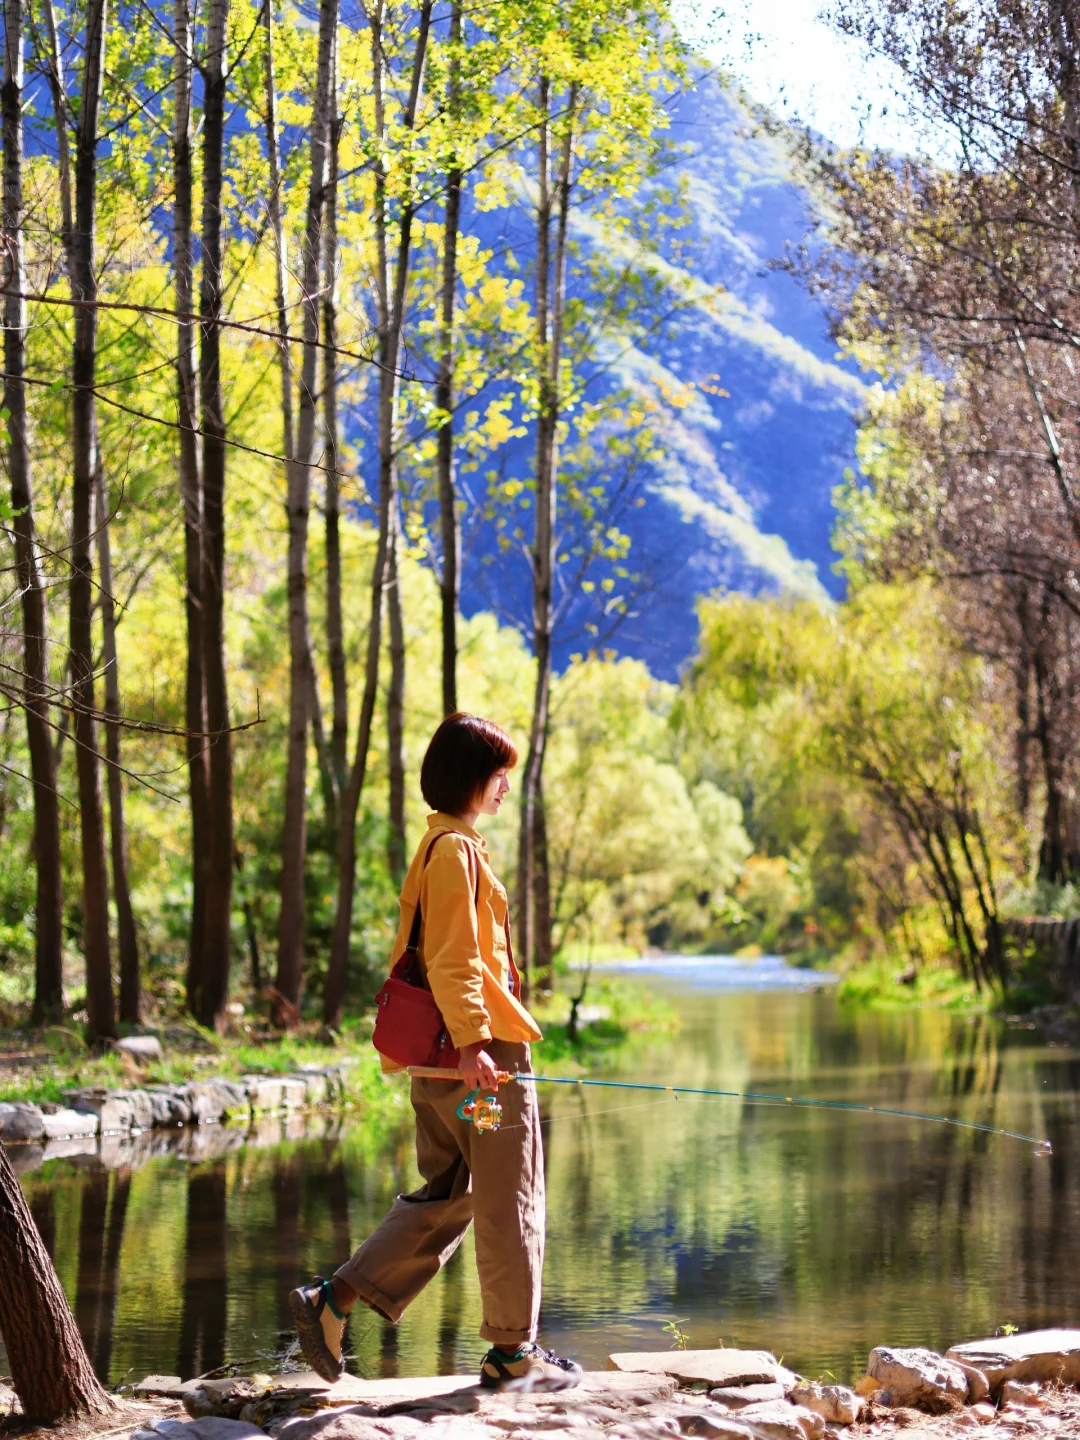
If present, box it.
[607,1351,791,1389]
[954,1363,991,1404]
[41,1107,99,1139]
[710,1386,787,1410]
[181,1083,228,1125]
[971,1403,997,1424]
[1001,1381,1042,1408]
[280,1078,308,1110]
[788,1385,861,1426]
[735,1401,823,1440]
[116,1034,163,1063]
[867,1346,968,1413]
[298,1072,329,1106]
[0,1382,17,1415]
[145,1089,177,1125]
[148,1418,266,1440]
[0,1100,45,1142]
[946,1330,1080,1391]
[244,1077,287,1112]
[276,1417,414,1440]
[675,1413,756,1440]
[63,1087,135,1133]
[134,1375,185,1397]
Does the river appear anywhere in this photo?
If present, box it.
[8,960,1080,1388]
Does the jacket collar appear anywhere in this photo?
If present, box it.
[427,811,488,853]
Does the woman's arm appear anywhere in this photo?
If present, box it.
[421,835,493,1053]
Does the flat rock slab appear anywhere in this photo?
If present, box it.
[257,1370,674,1408]
[946,1330,1080,1389]
[607,1350,788,1388]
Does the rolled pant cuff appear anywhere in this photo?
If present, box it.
[480,1323,537,1347]
[334,1266,401,1325]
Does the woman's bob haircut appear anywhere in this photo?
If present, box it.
[420,713,518,816]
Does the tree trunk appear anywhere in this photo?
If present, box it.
[94,466,140,1022]
[70,0,115,1042]
[436,0,462,717]
[198,0,235,1031]
[2,0,65,1022]
[532,779,552,990]
[323,0,432,1030]
[517,79,574,990]
[274,0,341,1023]
[174,0,210,1016]
[0,1139,115,1419]
[324,58,348,793]
[387,516,406,885]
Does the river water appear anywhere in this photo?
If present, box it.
[9,960,1080,1388]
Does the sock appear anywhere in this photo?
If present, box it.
[493,1344,529,1362]
[321,1279,346,1321]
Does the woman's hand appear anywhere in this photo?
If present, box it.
[458,1041,501,1089]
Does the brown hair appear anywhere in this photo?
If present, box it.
[420,713,518,815]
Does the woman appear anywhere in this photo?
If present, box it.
[290,713,582,1391]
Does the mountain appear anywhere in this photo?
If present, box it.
[448,69,865,680]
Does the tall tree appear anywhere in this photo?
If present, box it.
[324,0,432,1029]
[174,0,210,1013]
[273,0,341,1022]
[323,31,348,795]
[435,0,462,715]
[198,0,235,1031]
[516,74,576,990]
[387,518,407,882]
[2,0,64,1022]
[69,0,115,1040]
[0,1140,115,1419]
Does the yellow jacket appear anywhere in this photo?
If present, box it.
[381,813,541,1070]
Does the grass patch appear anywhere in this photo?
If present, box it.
[531,975,678,1070]
[836,956,988,1011]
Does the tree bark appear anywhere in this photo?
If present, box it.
[532,778,552,990]
[0,1139,115,1419]
[3,0,64,1022]
[323,0,432,1030]
[436,0,462,717]
[387,515,406,885]
[70,0,115,1041]
[517,79,574,990]
[198,0,235,1031]
[274,0,340,1022]
[174,0,210,1016]
[324,52,348,794]
[94,466,140,1021]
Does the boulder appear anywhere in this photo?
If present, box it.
[971,1403,997,1424]
[244,1077,286,1113]
[134,1375,185,1397]
[116,1034,163,1063]
[0,1101,45,1142]
[946,1331,1080,1391]
[280,1078,308,1110]
[867,1346,968,1413]
[710,1386,787,1410]
[607,1350,791,1389]
[181,1083,228,1125]
[674,1413,756,1440]
[41,1107,99,1140]
[735,1401,823,1440]
[1001,1381,1041,1408]
[142,1419,265,1440]
[63,1087,135,1133]
[145,1089,178,1126]
[954,1363,991,1404]
[788,1384,861,1426]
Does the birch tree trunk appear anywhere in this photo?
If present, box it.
[174,0,210,1014]
[323,44,348,794]
[517,80,574,991]
[70,0,115,1041]
[94,466,140,1021]
[387,516,406,884]
[436,0,462,716]
[274,0,340,1021]
[323,0,432,1030]
[3,0,64,1022]
[198,0,235,1031]
[0,1138,115,1420]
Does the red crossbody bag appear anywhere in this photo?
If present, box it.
[371,831,477,1069]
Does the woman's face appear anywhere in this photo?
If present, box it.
[476,767,511,818]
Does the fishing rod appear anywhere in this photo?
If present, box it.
[406,1066,1054,1155]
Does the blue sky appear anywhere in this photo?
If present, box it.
[676,0,945,159]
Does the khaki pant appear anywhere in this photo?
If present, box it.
[335,1041,544,1348]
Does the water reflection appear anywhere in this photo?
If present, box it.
[3,981,1079,1387]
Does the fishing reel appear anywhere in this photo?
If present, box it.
[456,1086,504,1134]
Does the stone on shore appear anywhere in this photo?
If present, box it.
[735,1400,824,1440]
[607,1350,791,1389]
[709,1385,788,1410]
[137,1418,266,1440]
[0,1100,45,1141]
[952,1363,991,1404]
[788,1383,861,1426]
[41,1106,100,1139]
[867,1346,969,1412]
[117,1034,164,1063]
[946,1330,1080,1391]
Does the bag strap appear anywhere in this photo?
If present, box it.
[404,829,481,956]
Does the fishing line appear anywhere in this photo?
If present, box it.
[406,1067,1053,1154]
